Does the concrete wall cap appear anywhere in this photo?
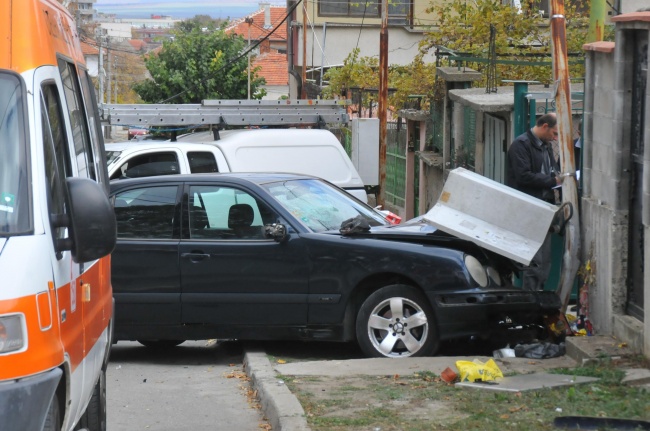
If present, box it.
[610,11,650,22]
[583,41,616,53]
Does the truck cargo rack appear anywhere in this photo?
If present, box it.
[99,99,350,128]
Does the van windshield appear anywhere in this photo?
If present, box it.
[0,72,31,235]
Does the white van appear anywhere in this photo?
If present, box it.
[106,128,369,202]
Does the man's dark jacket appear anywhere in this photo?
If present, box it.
[507,129,559,203]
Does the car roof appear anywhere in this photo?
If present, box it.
[109,172,317,191]
[104,141,213,152]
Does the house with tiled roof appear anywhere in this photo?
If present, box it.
[226,2,288,99]
[128,39,149,53]
[81,41,100,77]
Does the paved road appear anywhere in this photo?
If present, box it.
[107,340,267,431]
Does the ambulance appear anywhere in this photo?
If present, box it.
[0,1,116,430]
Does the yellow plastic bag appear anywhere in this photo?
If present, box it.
[455,359,504,382]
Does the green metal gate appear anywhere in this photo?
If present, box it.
[385,121,407,209]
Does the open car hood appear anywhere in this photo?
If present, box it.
[421,168,559,266]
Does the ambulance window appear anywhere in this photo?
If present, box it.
[41,83,70,242]
[79,69,109,188]
[0,72,30,235]
[58,59,95,180]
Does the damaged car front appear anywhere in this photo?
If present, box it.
[359,219,562,347]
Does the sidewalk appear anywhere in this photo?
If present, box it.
[244,336,649,431]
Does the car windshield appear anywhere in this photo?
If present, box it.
[0,72,30,235]
[262,179,387,233]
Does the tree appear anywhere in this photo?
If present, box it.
[419,0,595,85]
[322,49,436,111]
[133,23,266,104]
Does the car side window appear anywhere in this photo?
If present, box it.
[110,152,180,180]
[114,186,178,239]
[188,185,274,240]
[187,151,218,173]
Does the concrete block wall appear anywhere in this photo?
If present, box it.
[583,13,650,356]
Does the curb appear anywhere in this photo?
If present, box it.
[243,346,310,431]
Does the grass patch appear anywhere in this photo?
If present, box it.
[283,361,650,431]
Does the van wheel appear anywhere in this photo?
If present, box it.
[356,285,439,358]
[42,395,60,431]
[76,367,106,431]
[137,339,185,348]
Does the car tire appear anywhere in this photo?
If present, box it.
[76,367,106,431]
[137,339,185,348]
[43,394,60,431]
[356,284,439,358]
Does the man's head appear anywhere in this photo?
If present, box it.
[533,113,558,143]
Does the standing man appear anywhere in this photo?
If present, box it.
[507,113,561,291]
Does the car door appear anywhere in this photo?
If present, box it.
[111,183,182,328]
[179,181,310,327]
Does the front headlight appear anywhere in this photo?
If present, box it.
[486,266,502,286]
[464,255,488,287]
[0,315,25,354]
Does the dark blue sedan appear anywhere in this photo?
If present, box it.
[110,173,560,358]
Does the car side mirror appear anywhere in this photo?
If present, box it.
[265,223,288,243]
[54,177,117,263]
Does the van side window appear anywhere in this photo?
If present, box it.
[110,152,180,180]
[78,68,108,186]
[58,59,95,180]
[114,186,179,239]
[188,151,218,173]
[41,83,70,242]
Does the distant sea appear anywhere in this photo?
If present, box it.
[95,5,259,20]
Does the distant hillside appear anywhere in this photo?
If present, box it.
[96,4,257,20]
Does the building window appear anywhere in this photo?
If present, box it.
[319,0,379,17]
[318,0,411,24]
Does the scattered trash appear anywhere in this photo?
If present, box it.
[554,416,650,430]
[440,367,458,383]
[544,313,574,339]
[277,380,285,385]
[115,365,121,370]
[555,407,563,413]
[514,342,566,359]
[456,359,504,382]
[493,346,516,359]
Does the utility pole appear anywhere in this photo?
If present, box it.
[106,37,112,139]
[587,0,607,42]
[245,17,254,100]
[551,0,581,313]
[301,1,307,99]
[377,0,388,208]
[98,33,104,104]
[113,55,118,104]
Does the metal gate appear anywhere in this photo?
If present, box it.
[385,121,407,209]
[484,114,507,182]
[627,31,647,321]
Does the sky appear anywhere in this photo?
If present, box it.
[95,1,268,20]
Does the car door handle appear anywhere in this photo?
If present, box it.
[181,252,211,261]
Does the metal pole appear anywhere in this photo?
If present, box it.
[377,0,388,208]
[246,17,253,100]
[551,0,581,313]
[319,22,327,88]
[301,2,307,99]
[98,35,104,104]
[587,0,607,43]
